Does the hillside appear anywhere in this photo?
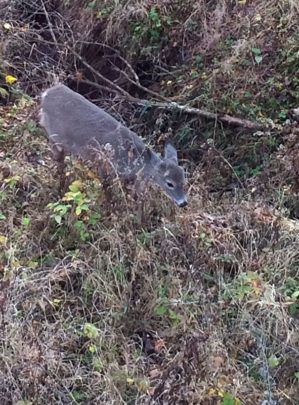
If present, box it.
[0,1,298,404]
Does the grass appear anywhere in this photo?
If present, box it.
[0,96,298,404]
[0,0,298,403]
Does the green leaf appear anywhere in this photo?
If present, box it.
[88,1,95,7]
[69,186,79,193]
[149,7,158,19]
[252,47,261,54]
[220,393,242,405]
[156,304,167,315]
[268,355,280,367]
[0,87,9,97]
[22,217,31,226]
[203,273,214,281]
[54,215,62,224]
[88,213,101,225]
[290,303,298,316]
[291,290,299,299]
[169,309,179,326]
[83,322,99,338]
[255,55,263,64]
[295,372,299,378]
[0,213,6,220]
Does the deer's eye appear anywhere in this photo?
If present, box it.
[167,181,174,189]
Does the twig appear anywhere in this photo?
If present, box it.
[76,41,170,102]
[41,0,58,45]
[80,79,265,129]
[78,79,120,96]
[260,333,274,405]
[77,40,141,84]
[212,146,245,188]
[66,46,133,99]
[111,64,170,102]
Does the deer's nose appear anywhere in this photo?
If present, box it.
[178,200,187,207]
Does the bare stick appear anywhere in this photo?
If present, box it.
[127,99,266,130]
[67,46,133,99]
[77,40,141,84]
[78,79,120,96]
[111,64,170,102]
[41,0,58,45]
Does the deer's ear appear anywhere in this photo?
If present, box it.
[164,142,178,163]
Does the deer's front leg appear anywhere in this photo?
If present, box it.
[51,139,66,196]
[134,178,147,224]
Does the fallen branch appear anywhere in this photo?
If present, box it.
[126,99,266,130]
[78,80,265,130]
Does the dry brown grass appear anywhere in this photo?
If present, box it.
[0,1,298,404]
[0,98,298,404]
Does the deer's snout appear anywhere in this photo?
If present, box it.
[179,200,187,207]
[175,197,187,207]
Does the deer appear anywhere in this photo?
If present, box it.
[40,84,187,208]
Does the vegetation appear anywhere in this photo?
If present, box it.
[0,1,298,404]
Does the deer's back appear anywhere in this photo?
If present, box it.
[41,85,149,176]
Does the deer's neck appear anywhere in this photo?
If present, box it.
[142,150,161,181]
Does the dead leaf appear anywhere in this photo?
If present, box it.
[0,235,7,244]
[75,72,83,81]
[253,208,278,224]
[14,401,32,405]
[149,368,161,378]
[5,75,17,84]
[155,339,165,352]
[211,356,225,369]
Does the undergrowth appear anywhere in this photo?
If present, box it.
[0,1,298,404]
[0,90,298,405]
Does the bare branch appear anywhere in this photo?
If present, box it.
[66,46,133,99]
[127,99,266,130]
[41,0,58,45]
[77,40,141,84]
[111,64,170,102]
